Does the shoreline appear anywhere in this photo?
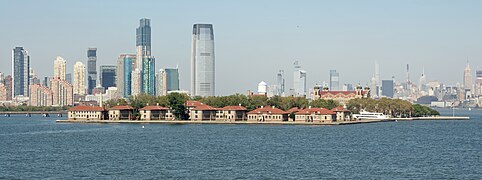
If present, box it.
[56,116,469,125]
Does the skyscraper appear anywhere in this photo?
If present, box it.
[165,67,180,92]
[51,77,73,106]
[382,80,394,98]
[329,70,340,91]
[100,65,117,89]
[73,61,86,95]
[117,54,135,98]
[12,47,30,98]
[191,23,215,97]
[276,70,285,96]
[53,56,66,80]
[463,61,473,98]
[132,18,154,96]
[65,73,72,84]
[4,75,12,101]
[293,61,307,97]
[476,70,482,96]
[87,48,97,94]
[141,57,155,94]
[156,69,165,96]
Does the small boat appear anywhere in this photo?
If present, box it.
[352,111,390,120]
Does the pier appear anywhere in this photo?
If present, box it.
[2,111,67,118]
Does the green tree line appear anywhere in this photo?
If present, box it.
[347,98,439,117]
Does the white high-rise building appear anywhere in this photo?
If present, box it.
[131,69,141,96]
[54,56,66,80]
[191,24,215,97]
[73,61,86,95]
[463,61,473,99]
[293,61,307,97]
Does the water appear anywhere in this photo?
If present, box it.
[0,109,481,179]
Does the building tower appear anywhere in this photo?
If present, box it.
[73,61,86,95]
[293,61,307,97]
[329,70,340,91]
[141,57,155,95]
[191,23,215,97]
[132,18,153,96]
[100,65,117,89]
[463,61,473,98]
[87,48,97,94]
[276,70,285,96]
[12,47,30,98]
[53,56,66,80]
[116,54,135,98]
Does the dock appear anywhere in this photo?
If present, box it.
[56,116,469,125]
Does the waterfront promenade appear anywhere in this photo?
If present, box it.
[56,116,469,125]
[2,111,67,117]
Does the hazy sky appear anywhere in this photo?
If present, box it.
[1,0,482,95]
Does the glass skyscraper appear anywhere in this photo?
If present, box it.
[293,61,306,97]
[117,54,135,98]
[165,68,180,92]
[329,70,340,91]
[100,65,117,89]
[141,57,155,95]
[12,47,30,97]
[191,24,215,97]
[87,48,97,94]
[133,18,155,95]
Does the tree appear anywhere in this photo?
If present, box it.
[167,93,189,120]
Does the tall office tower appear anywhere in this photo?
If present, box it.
[475,70,482,96]
[419,67,428,93]
[191,23,215,97]
[165,67,180,92]
[53,56,67,80]
[382,80,394,98]
[370,76,378,98]
[141,57,155,95]
[276,70,285,96]
[4,75,12,101]
[12,47,30,98]
[73,61,86,95]
[29,84,53,106]
[136,18,151,69]
[65,73,72,84]
[155,69,165,96]
[329,70,340,91]
[293,61,307,97]
[463,62,473,90]
[87,48,97,94]
[51,78,74,106]
[100,65,117,89]
[405,64,411,91]
[116,54,135,98]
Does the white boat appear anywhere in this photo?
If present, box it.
[352,111,390,120]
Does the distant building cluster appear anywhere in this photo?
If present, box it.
[0,18,216,107]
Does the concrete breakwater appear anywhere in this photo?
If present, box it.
[56,116,469,125]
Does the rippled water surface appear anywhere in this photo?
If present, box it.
[0,109,481,179]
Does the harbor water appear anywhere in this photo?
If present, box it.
[0,109,480,179]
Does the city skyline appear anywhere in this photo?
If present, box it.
[2,1,482,95]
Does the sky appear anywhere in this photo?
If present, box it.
[1,0,482,95]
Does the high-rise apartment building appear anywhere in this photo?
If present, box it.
[156,69,165,96]
[73,61,86,95]
[65,73,72,84]
[4,75,12,101]
[475,70,482,96]
[191,24,215,97]
[87,48,97,94]
[100,65,117,89]
[293,61,307,97]
[0,83,6,101]
[165,68,180,92]
[141,57,155,95]
[117,54,135,98]
[51,78,73,106]
[12,47,30,98]
[132,18,153,96]
[329,70,340,91]
[53,56,66,80]
[29,84,53,106]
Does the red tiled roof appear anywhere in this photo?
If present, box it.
[192,104,218,111]
[139,106,169,111]
[247,106,288,115]
[319,91,357,95]
[331,106,350,112]
[185,100,203,107]
[295,108,336,115]
[286,107,300,113]
[109,105,135,110]
[69,106,105,111]
[221,106,247,111]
